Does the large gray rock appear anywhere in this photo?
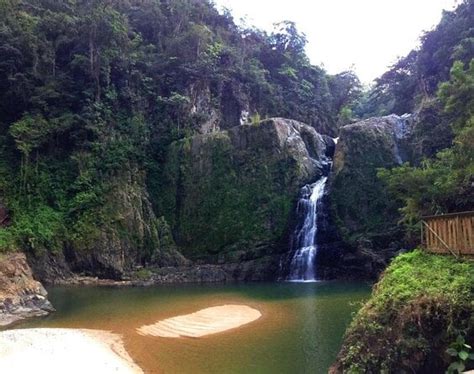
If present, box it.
[157,117,330,260]
[324,115,415,278]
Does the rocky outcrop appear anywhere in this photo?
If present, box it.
[0,252,54,326]
[322,115,415,278]
[27,251,73,285]
[183,80,255,135]
[157,118,330,261]
[26,167,187,283]
[49,254,282,286]
[137,257,280,284]
[27,115,329,283]
[64,169,187,280]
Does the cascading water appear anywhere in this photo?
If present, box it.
[392,114,412,164]
[288,176,328,282]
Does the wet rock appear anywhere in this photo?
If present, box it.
[26,250,73,285]
[158,117,330,261]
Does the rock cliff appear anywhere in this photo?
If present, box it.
[0,252,54,326]
[321,115,415,278]
[156,118,331,262]
[28,168,187,283]
[18,118,332,284]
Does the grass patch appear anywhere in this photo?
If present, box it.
[331,249,474,373]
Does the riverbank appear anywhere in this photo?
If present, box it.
[32,250,283,286]
[0,328,143,373]
[331,250,474,373]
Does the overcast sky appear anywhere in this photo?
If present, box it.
[213,0,458,84]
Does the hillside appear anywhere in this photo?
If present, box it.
[0,0,360,280]
[0,0,472,284]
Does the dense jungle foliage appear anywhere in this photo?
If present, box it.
[372,0,474,226]
[0,0,472,265]
[0,0,361,256]
[379,60,474,223]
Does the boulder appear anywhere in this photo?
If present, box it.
[324,115,415,277]
[0,252,54,326]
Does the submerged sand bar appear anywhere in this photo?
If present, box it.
[137,304,262,338]
[0,328,142,374]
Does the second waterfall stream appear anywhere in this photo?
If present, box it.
[288,176,328,282]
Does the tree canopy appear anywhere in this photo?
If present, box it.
[0,0,359,255]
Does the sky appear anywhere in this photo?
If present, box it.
[213,0,459,85]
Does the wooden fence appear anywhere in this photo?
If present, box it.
[421,211,474,257]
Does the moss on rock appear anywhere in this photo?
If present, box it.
[330,116,405,248]
[63,167,186,279]
[330,250,474,373]
[154,118,328,258]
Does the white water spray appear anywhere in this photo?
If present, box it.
[288,176,328,282]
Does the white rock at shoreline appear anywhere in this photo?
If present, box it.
[0,328,143,374]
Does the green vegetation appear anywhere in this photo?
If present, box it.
[379,59,474,227]
[333,250,474,373]
[357,1,473,119]
[345,1,474,247]
[330,118,402,248]
[329,5,474,366]
[0,0,359,261]
[446,334,474,373]
[157,120,318,258]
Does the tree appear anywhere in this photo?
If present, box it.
[328,70,362,125]
[379,59,474,224]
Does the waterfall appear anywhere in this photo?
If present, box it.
[288,176,328,282]
[392,114,412,164]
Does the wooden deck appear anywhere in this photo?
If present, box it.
[421,211,474,257]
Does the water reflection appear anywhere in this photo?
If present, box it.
[15,282,369,374]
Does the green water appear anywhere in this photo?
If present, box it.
[17,281,370,374]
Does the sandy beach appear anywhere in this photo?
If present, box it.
[0,328,143,374]
[137,304,262,338]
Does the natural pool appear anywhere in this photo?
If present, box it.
[15,281,370,374]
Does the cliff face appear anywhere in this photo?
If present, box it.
[68,169,186,275]
[0,252,54,326]
[156,118,330,261]
[1,113,421,284]
[0,111,432,287]
[29,168,186,283]
[0,0,342,285]
[19,117,331,283]
[322,115,415,277]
